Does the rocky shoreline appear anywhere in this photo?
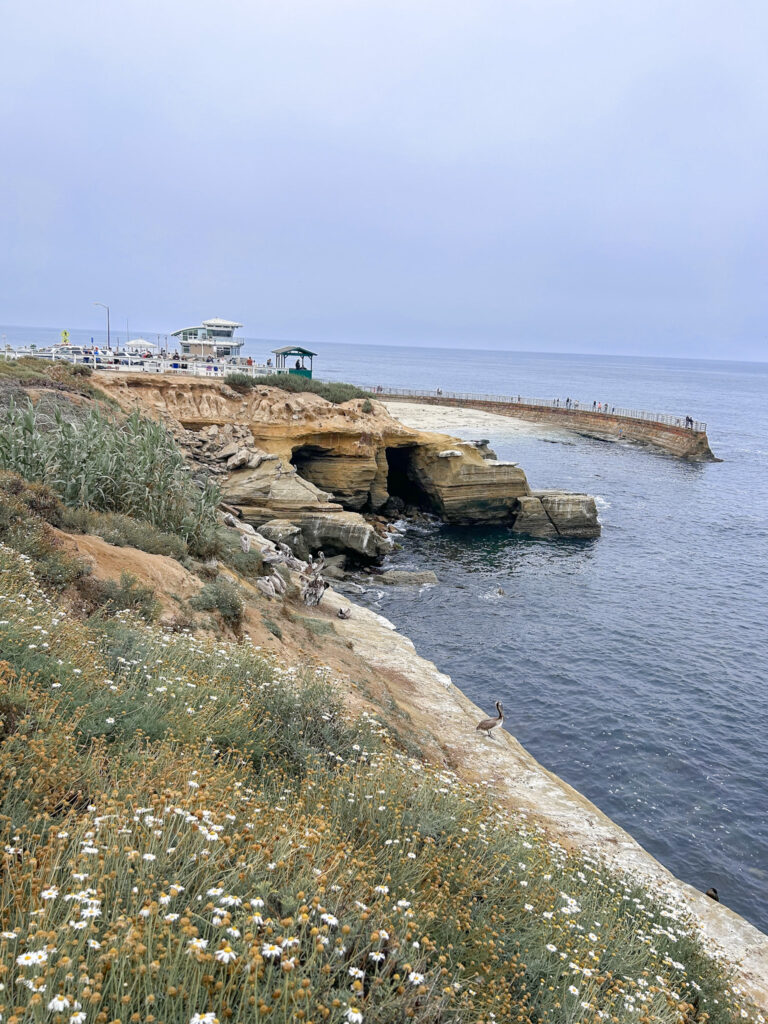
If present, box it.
[98,373,601,561]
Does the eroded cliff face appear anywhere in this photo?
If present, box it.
[98,374,601,551]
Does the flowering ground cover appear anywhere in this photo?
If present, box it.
[0,543,762,1024]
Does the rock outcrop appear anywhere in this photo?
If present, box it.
[512,491,600,539]
[257,519,311,560]
[380,569,439,585]
[97,374,601,548]
[404,444,530,523]
[297,510,392,559]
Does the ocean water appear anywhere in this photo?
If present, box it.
[4,327,768,931]
[314,343,768,933]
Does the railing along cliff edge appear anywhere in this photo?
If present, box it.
[355,384,707,433]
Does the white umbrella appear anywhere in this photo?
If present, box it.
[126,338,159,351]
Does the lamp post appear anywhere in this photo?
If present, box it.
[93,302,111,351]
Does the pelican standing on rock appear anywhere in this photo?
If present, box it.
[476,701,504,740]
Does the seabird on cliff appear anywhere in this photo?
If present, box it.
[476,701,504,740]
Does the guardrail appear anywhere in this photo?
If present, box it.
[2,351,284,378]
[95,360,283,378]
[354,384,707,432]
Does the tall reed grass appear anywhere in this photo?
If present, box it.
[0,399,219,552]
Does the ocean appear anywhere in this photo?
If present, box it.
[316,343,768,934]
[4,326,768,932]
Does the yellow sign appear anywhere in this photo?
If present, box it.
[60,330,70,346]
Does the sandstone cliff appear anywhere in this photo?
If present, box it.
[98,374,601,551]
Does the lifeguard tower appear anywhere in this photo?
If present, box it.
[170,318,244,358]
[272,345,316,379]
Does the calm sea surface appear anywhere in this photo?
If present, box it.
[4,328,768,932]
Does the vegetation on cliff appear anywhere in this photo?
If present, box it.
[0,356,113,404]
[0,399,219,555]
[225,372,370,404]
[0,536,760,1024]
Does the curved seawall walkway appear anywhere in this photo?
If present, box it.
[374,387,718,460]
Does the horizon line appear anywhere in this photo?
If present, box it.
[1,322,766,367]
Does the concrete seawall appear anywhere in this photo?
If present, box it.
[380,394,719,461]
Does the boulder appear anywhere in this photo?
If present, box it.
[380,570,439,586]
[510,496,558,538]
[223,459,340,522]
[226,448,251,470]
[404,442,530,523]
[258,519,311,561]
[215,440,240,461]
[297,511,393,560]
[381,495,406,517]
[536,491,601,538]
[511,492,600,539]
[323,565,346,580]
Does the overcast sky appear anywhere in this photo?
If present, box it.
[1,0,766,359]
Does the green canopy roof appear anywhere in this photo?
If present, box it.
[271,345,317,357]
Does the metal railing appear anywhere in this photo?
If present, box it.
[2,350,284,378]
[356,385,707,432]
[93,360,283,378]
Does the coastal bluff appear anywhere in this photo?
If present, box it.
[98,373,601,551]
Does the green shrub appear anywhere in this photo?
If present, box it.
[361,397,374,413]
[288,612,334,636]
[223,371,254,393]
[61,507,188,559]
[0,356,113,402]
[211,525,266,578]
[69,362,93,376]
[78,570,159,621]
[0,399,219,553]
[261,614,283,639]
[190,578,244,629]
[225,372,370,404]
[0,472,89,590]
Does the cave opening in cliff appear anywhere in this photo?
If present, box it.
[385,446,433,511]
[290,444,331,486]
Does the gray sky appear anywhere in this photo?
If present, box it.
[1,0,766,359]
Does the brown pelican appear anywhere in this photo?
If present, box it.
[476,701,504,740]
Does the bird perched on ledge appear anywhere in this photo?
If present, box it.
[476,701,504,740]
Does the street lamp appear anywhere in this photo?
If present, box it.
[93,302,111,351]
